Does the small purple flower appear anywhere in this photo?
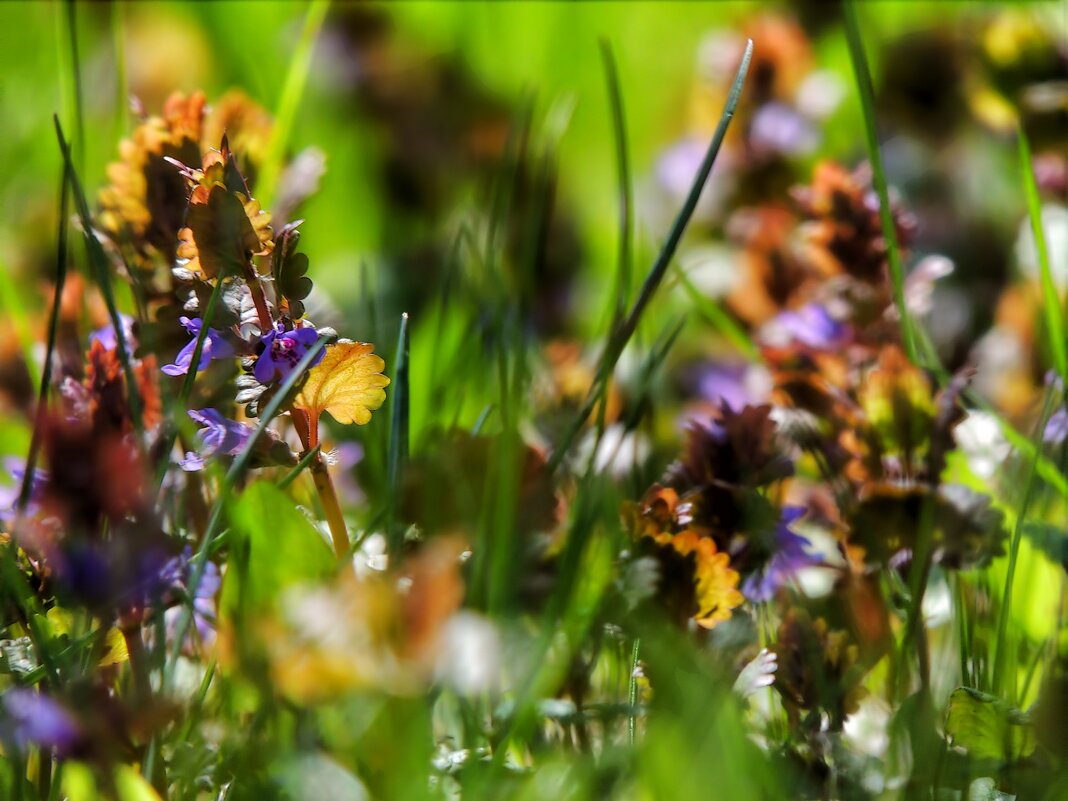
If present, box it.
[178,409,254,471]
[1045,408,1068,446]
[743,506,824,603]
[254,324,323,384]
[694,363,769,413]
[749,102,819,157]
[0,457,47,518]
[161,317,234,377]
[89,313,136,354]
[1,689,81,753]
[763,304,848,350]
[162,547,221,651]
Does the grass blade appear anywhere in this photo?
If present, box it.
[548,39,753,472]
[674,267,761,362]
[1018,126,1067,383]
[164,336,328,689]
[54,116,144,438]
[278,444,322,491]
[257,0,331,206]
[843,0,917,363]
[387,312,410,554]
[600,39,633,324]
[17,160,71,512]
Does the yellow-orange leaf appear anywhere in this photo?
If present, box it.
[293,342,389,431]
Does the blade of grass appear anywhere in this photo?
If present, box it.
[1018,126,1067,383]
[843,0,917,363]
[56,0,84,175]
[992,388,1057,702]
[54,116,144,438]
[17,160,71,512]
[387,312,410,554]
[111,0,128,139]
[599,39,633,324]
[256,0,331,206]
[674,267,761,362]
[278,444,322,491]
[548,38,753,473]
[163,336,327,691]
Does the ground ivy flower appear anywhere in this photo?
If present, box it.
[0,457,47,518]
[179,408,254,471]
[89,313,136,354]
[743,506,825,602]
[1,689,81,753]
[161,316,234,377]
[254,323,323,384]
[763,303,847,350]
[1044,407,1067,446]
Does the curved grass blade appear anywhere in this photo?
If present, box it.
[257,0,331,206]
[674,266,761,362]
[163,336,327,690]
[387,313,410,553]
[17,161,71,512]
[843,1,917,362]
[548,39,753,472]
[54,116,144,438]
[1018,126,1067,383]
[600,39,633,324]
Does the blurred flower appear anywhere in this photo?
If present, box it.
[742,507,824,602]
[0,457,46,518]
[1,689,81,753]
[692,362,772,413]
[254,324,323,384]
[435,611,501,696]
[955,411,1012,479]
[161,316,234,377]
[89,314,136,355]
[1015,203,1068,291]
[1045,407,1068,445]
[646,528,745,629]
[163,548,221,651]
[178,409,254,471]
[574,423,650,478]
[749,102,819,157]
[761,304,848,350]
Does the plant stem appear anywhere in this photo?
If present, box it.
[292,409,349,558]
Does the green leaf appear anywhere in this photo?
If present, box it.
[271,224,313,319]
[944,687,1036,762]
[222,482,335,615]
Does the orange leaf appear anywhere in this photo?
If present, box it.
[293,342,390,435]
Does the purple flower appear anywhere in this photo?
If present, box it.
[743,507,824,602]
[162,547,221,651]
[0,457,47,518]
[254,324,323,384]
[763,304,848,350]
[1,689,81,753]
[694,363,769,413]
[749,102,819,157]
[178,409,254,471]
[161,317,234,377]
[89,313,136,354]
[1045,408,1068,446]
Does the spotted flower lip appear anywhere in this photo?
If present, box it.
[253,323,323,384]
[742,506,825,602]
[178,408,254,471]
[161,316,234,377]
